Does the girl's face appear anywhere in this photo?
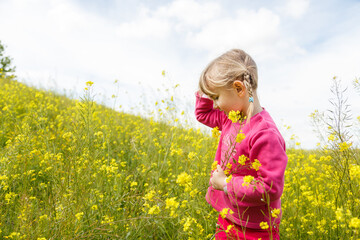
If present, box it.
[209,81,248,115]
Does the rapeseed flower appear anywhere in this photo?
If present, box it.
[189,189,199,198]
[242,175,254,187]
[220,208,234,218]
[176,172,192,186]
[181,200,188,208]
[166,197,179,217]
[226,175,232,183]
[271,208,281,218]
[236,132,246,143]
[39,215,48,221]
[75,212,84,221]
[339,142,352,152]
[349,217,360,229]
[85,81,94,86]
[165,197,179,209]
[260,221,269,229]
[350,164,360,180]
[328,134,335,141]
[224,163,232,175]
[238,155,248,165]
[212,126,221,138]
[148,205,160,215]
[228,110,242,123]
[211,161,218,171]
[144,190,156,201]
[225,225,233,233]
[251,159,261,171]
[183,217,197,232]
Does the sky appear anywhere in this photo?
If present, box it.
[1,0,360,148]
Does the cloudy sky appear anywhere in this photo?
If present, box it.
[1,0,360,148]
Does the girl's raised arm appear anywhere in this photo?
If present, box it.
[194,91,227,130]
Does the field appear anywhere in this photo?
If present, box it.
[0,74,359,239]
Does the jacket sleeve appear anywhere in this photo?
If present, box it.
[194,92,227,130]
[226,129,288,207]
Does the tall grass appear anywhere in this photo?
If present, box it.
[0,73,359,239]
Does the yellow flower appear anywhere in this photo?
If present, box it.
[339,142,352,152]
[220,208,234,218]
[144,190,156,201]
[251,159,261,171]
[85,81,94,86]
[176,172,192,186]
[226,175,232,183]
[182,217,197,232]
[212,126,221,138]
[148,205,160,215]
[211,161,218,171]
[165,197,179,217]
[5,192,17,204]
[165,197,179,209]
[181,200,188,208]
[39,214,48,221]
[224,163,232,175]
[236,132,246,143]
[228,110,242,123]
[328,134,335,141]
[242,175,254,187]
[75,212,84,221]
[350,164,360,180]
[188,152,197,160]
[189,189,199,198]
[238,155,248,165]
[271,208,281,218]
[349,217,360,229]
[225,224,233,233]
[335,207,344,221]
[260,221,269,229]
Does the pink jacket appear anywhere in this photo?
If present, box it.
[195,92,288,229]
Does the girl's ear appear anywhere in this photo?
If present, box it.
[233,80,246,97]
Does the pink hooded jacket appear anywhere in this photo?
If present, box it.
[195,92,288,229]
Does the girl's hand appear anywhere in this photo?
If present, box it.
[210,165,226,191]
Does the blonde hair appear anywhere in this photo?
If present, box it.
[199,49,258,119]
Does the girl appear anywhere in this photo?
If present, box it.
[195,49,287,240]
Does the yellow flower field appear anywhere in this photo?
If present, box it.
[0,74,359,239]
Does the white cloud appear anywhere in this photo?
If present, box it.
[185,8,288,60]
[156,0,220,28]
[116,6,171,39]
[283,0,310,18]
[115,0,220,39]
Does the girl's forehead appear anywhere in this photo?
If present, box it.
[207,85,231,97]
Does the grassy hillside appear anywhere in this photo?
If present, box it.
[0,75,359,239]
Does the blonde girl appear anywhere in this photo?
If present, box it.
[195,49,287,240]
